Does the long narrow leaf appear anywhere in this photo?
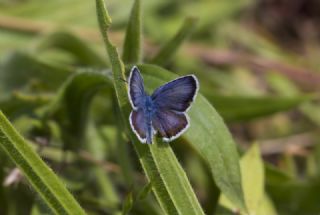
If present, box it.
[150,17,197,66]
[87,124,120,207]
[206,94,311,122]
[0,52,72,92]
[0,92,50,119]
[0,111,86,214]
[122,0,141,64]
[45,70,112,150]
[38,31,107,67]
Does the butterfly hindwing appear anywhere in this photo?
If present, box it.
[150,75,198,141]
[129,109,147,143]
[152,110,189,142]
[128,66,145,109]
[151,75,198,112]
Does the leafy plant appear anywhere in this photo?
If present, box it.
[1,0,319,214]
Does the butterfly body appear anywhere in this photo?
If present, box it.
[141,95,156,144]
[128,66,199,144]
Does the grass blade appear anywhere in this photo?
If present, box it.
[0,111,86,214]
[150,17,197,66]
[45,70,111,150]
[206,94,311,122]
[38,31,107,67]
[0,92,50,119]
[0,52,72,92]
[87,124,120,207]
[122,0,142,64]
[112,96,135,186]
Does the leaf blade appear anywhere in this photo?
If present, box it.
[45,70,112,150]
[122,0,142,64]
[207,94,311,122]
[0,111,86,215]
[151,17,197,66]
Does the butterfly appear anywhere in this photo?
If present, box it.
[128,66,199,144]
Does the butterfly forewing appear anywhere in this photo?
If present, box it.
[151,75,198,112]
[128,66,145,109]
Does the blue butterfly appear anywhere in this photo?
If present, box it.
[128,66,199,144]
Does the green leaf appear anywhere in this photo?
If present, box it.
[218,144,268,214]
[137,182,153,201]
[95,1,205,214]
[122,0,142,64]
[122,192,134,215]
[6,183,34,214]
[0,52,72,92]
[240,144,264,213]
[265,163,292,185]
[137,64,246,211]
[256,194,278,215]
[206,94,311,122]
[267,73,320,126]
[30,197,53,215]
[0,92,50,119]
[112,96,135,186]
[45,70,112,150]
[150,17,197,66]
[0,111,85,214]
[265,155,319,215]
[86,124,119,206]
[267,176,320,215]
[0,165,8,215]
[37,31,107,67]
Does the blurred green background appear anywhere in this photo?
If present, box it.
[1,0,320,214]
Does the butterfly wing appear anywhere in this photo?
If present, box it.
[151,75,198,142]
[129,109,147,143]
[152,110,189,142]
[151,75,198,112]
[128,66,145,109]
